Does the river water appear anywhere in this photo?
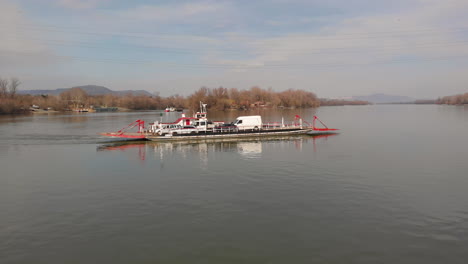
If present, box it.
[1,105,468,263]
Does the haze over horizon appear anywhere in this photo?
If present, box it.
[1,0,468,98]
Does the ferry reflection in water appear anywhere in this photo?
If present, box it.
[96,134,338,164]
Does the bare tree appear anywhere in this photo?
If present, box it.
[60,87,88,108]
[9,77,20,98]
[0,77,8,98]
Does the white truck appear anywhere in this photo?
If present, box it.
[233,115,262,130]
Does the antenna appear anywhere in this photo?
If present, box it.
[200,101,207,113]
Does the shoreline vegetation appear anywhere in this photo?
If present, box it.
[2,77,465,115]
[383,93,468,105]
[435,93,468,105]
[0,77,369,115]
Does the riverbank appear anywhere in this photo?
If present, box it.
[1,86,322,114]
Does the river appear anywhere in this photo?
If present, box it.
[1,105,468,263]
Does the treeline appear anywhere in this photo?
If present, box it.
[57,87,186,111]
[55,86,321,111]
[186,86,320,111]
[1,80,325,114]
[0,86,186,114]
[0,77,23,114]
[436,93,468,105]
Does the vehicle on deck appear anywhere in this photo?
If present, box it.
[233,116,262,130]
[157,124,200,136]
[100,102,339,141]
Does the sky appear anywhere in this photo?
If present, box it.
[1,0,468,98]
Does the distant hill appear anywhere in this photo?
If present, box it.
[352,93,415,104]
[19,85,153,96]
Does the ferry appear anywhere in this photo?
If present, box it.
[100,102,339,141]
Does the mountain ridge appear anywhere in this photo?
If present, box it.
[352,93,415,104]
[19,85,153,96]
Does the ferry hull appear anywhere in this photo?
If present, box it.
[145,128,316,141]
[100,128,339,141]
[99,132,147,139]
[307,128,339,135]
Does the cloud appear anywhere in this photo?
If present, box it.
[265,17,316,27]
[204,0,468,69]
[3,0,468,97]
[0,0,59,71]
[114,1,229,22]
[57,0,109,9]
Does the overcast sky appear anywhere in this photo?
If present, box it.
[1,0,468,98]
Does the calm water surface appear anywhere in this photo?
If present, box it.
[1,105,468,263]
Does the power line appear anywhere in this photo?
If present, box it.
[17,22,468,37]
[3,33,468,56]
[2,50,467,69]
[3,23,468,43]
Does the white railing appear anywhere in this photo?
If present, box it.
[262,122,302,129]
[212,126,238,133]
